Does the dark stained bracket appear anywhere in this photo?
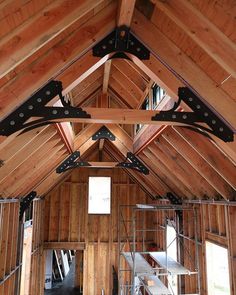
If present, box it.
[19,191,37,221]
[117,152,149,175]
[152,87,234,142]
[0,80,91,136]
[92,26,150,60]
[56,151,90,174]
[166,192,182,205]
[166,192,183,217]
[92,126,115,141]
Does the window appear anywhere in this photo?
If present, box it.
[141,97,149,110]
[152,84,166,108]
[88,177,111,214]
[206,241,230,295]
[167,222,178,295]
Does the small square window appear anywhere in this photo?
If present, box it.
[88,177,111,214]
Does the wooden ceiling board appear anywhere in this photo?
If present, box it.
[112,59,148,91]
[151,6,233,91]
[0,1,117,118]
[188,0,236,43]
[0,0,54,39]
[110,66,143,101]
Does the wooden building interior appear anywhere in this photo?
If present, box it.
[0,0,235,294]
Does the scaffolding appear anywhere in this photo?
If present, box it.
[118,204,201,295]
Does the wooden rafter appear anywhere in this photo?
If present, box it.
[102,60,112,94]
[0,0,105,79]
[155,0,236,78]
[117,0,136,26]
[0,2,117,118]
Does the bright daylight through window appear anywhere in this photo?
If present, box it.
[167,223,178,294]
[88,177,111,214]
[206,241,230,295]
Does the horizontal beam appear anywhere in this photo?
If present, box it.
[50,107,188,126]
[88,161,117,168]
[43,242,85,250]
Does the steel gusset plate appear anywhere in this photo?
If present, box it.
[92,126,115,141]
[152,87,234,142]
[19,191,37,221]
[117,152,149,175]
[92,26,150,60]
[0,80,91,136]
[56,151,91,174]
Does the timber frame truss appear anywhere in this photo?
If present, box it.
[0,27,234,142]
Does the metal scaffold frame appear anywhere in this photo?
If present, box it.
[118,204,201,295]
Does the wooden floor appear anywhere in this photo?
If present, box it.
[44,260,81,295]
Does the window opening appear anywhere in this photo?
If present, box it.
[88,177,111,214]
[167,222,178,294]
[206,241,230,295]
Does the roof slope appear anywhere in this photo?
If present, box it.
[0,0,235,201]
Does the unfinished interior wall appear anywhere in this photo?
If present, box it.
[28,200,45,295]
[0,201,20,295]
[43,168,150,295]
[151,202,236,295]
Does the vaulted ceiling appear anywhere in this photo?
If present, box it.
[0,0,235,201]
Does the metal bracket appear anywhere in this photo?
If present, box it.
[0,80,91,136]
[19,191,37,221]
[92,126,115,141]
[116,152,149,175]
[93,26,150,60]
[56,151,90,174]
[166,192,182,205]
[152,87,234,142]
[166,192,182,217]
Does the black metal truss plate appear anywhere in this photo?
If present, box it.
[152,87,234,142]
[117,152,149,175]
[0,80,91,136]
[92,126,115,141]
[19,191,37,221]
[93,26,150,60]
[166,192,182,205]
[56,151,90,174]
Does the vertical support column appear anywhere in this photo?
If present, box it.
[132,208,136,295]
[194,207,201,295]
[14,219,24,295]
[176,210,184,294]
[227,206,236,295]
[75,251,83,292]
[44,250,53,290]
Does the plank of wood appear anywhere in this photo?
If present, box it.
[173,126,236,189]
[16,148,67,197]
[162,128,236,200]
[155,0,236,78]
[0,138,63,195]
[0,127,57,183]
[140,151,192,199]
[40,107,205,126]
[112,59,147,92]
[109,76,139,108]
[0,203,10,280]
[0,0,105,79]
[0,2,117,118]
[102,60,112,94]
[117,0,136,26]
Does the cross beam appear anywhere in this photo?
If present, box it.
[0,80,233,142]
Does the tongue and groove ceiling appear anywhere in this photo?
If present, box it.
[0,0,235,201]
